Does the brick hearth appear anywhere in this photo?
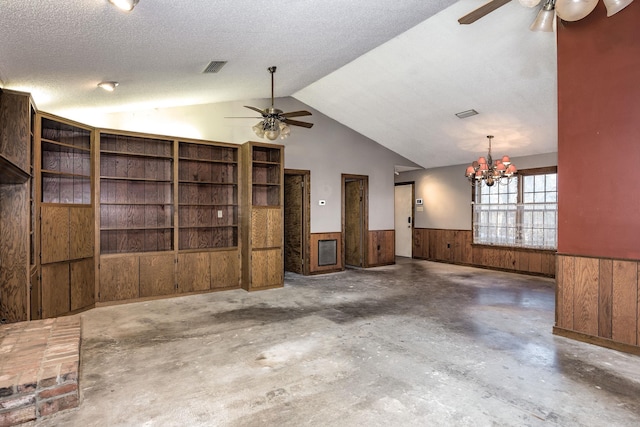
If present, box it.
[0,316,81,426]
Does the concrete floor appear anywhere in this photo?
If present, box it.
[32,259,640,427]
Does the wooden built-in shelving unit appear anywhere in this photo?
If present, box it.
[177,141,238,250]
[1,91,285,321]
[241,142,284,291]
[99,133,174,254]
[97,132,241,304]
[37,114,95,319]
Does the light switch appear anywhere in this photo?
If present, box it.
[217,210,223,218]
[319,200,326,206]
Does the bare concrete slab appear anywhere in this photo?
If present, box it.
[32,259,640,426]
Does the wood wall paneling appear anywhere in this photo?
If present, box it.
[139,254,175,297]
[41,206,69,264]
[177,252,211,293]
[598,259,613,338]
[560,255,575,330]
[211,250,240,289]
[555,254,639,353]
[70,258,94,311]
[99,256,139,302]
[310,232,343,274]
[41,263,70,318]
[572,256,599,336]
[367,230,395,267]
[612,260,638,346]
[412,228,555,277]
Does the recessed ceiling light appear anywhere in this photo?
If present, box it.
[455,109,479,119]
[108,0,139,12]
[98,81,119,92]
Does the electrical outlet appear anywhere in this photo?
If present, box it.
[217,210,223,218]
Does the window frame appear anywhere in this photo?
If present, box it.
[471,166,558,251]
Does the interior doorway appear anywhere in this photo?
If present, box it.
[284,169,310,275]
[342,174,368,268]
[394,182,414,258]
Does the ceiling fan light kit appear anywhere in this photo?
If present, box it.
[465,135,517,187]
[602,0,635,15]
[555,0,599,21]
[530,0,557,31]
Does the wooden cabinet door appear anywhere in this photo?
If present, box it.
[251,208,282,249]
[177,252,210,293]
[41,263,70,318]
[70,258,94,311]
[30,267,41,320]
[251,249,282,289]
[0,90,30,173]
[211,250,240,289]
[99,256,139,302]
[41,206,69,264]
[69,207,93,259]
[139,254,175,297]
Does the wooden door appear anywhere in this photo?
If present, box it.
[344,179,364,267]
[284,174,303,274]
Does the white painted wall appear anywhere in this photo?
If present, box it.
[397,152,557,230]
[89,97,420,233]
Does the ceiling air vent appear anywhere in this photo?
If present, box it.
[455,109,479,119]
[203,61,227,74]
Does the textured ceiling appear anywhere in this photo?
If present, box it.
[0,0,557,169]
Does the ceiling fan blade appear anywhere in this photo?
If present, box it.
[281,110,312,118]
[458,0,511,24]
[283,118,314,128]
[244,105,266,115]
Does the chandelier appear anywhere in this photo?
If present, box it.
[465,135,517,186]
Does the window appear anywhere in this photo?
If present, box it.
[473,168,557,250]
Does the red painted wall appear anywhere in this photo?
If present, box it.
[557,2,640,259]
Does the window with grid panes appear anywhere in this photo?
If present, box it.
[473,168,557,250]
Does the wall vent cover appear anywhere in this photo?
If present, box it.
[318,239,337,266]
[455,109,479,119]
[203,61,227,74]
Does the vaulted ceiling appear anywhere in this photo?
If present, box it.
[0,0,557,169]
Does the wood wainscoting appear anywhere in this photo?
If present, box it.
[413,228,555,277]
[554,254,640,356]
[367,230,395,267]
[310,232,343,274]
